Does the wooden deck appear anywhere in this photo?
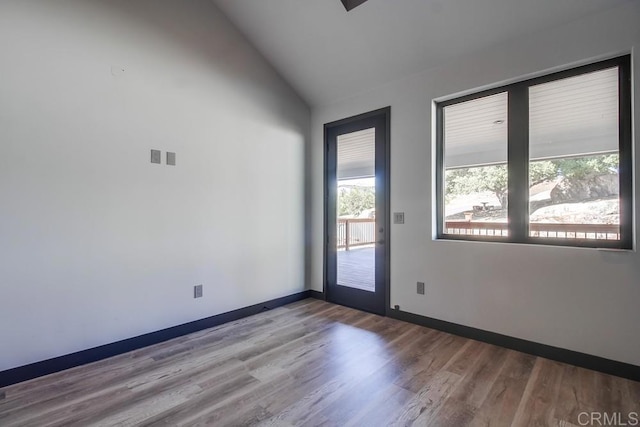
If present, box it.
[2,299,638,426]
[337,246,374,292]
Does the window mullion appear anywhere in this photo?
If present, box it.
[507,84,530,242]
[435,105,445,238]
[618,56,633,250]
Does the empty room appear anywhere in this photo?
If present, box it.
[1,0,639,425]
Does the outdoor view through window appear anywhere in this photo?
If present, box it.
[444,92,509,236]
[443,66,621,242]
[336,128,376,292]
[528,68,619,240]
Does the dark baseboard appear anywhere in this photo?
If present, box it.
[0,291,311,388]
[308,290,325,300]
[388,308,640,382]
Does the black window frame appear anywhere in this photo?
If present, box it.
[435,55,633,249]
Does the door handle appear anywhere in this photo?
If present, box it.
[377,239,385,244]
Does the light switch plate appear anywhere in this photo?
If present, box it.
[393,212,405,224]
[167,152,176,166]
[151,149,161,164]
[194,284,203,298]
[417,282,425,295]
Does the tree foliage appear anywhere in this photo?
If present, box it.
[446,165,508,207]
[554,154,618,179]
[445,154,618,208]
[338,186,375,217]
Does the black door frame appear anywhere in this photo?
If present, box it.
[323,107,391,316]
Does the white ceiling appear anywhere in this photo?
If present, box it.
[338,127,375,179]
[211,0,628,107]
[444,67,619,168]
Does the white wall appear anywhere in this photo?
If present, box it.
[0,0,309,371]
[311,2,640,366]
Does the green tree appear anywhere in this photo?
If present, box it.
[446,165,509,208]
[555,154,618,179]
[445,154,618,209]
[338,186,375,217]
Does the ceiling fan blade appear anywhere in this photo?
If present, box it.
[340,0,369,12]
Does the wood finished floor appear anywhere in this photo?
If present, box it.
[1,299,638,426]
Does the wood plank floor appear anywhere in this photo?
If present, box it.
[1,299,638,426]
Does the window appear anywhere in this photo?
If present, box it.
[436,55,632,248]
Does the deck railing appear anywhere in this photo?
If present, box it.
[444,221,620,240]
[337,218,620,246]
[337,218,376,250]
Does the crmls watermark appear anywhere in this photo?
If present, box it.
[577,412,639,426]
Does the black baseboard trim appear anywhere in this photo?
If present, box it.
[308,290,325,300]
[388,308,640,382]
[0,291,311,388]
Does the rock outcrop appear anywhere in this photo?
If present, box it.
[549,173,618,203]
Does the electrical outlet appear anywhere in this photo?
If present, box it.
[417,282,425,295]
[151,149,161,164]
[194,284,203,298]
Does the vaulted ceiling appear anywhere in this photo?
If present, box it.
[212,0,629,107]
